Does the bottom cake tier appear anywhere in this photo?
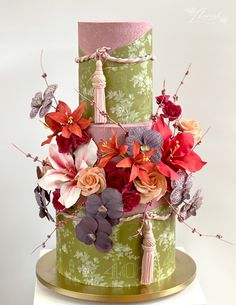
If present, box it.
[56,204,176,288]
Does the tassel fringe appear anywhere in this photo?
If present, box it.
[140,220,156,285]
[92,60,107,124]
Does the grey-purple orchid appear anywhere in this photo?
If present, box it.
[170,170,193,206]
[85,188,123,220]
[179,189,203,221]
[30,84,57,118]
[76,215,113,253]
[170,170,203,221]
[76,188,123,252]
[126,127,162,163]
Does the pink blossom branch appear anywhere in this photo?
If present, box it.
[163,195,235,246]
[12,144,49,166]
[173,64,191,102]
[75,90,128,134]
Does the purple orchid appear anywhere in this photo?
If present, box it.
[30,84,57,118]
[170,170,193,206]
[125,127,162,163]
[179,189,203,221]
[76,215,113,253]
[85,188,123,221]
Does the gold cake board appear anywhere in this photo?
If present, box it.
[36,249,196,303]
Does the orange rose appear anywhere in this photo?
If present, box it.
[77,167,106,196]
[133,171,167,204]
[177,119,201,144]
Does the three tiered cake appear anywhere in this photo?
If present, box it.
[31,21,205,290]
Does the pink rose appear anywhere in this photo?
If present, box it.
[134,171,167,204]
[77,167,106,196]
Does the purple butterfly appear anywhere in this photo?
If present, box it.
[30,84,57,118]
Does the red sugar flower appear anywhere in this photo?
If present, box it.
[42,101,91,145]
[155,94,170,105]
[122,189,140,212]
[116,140,156,183]
[162,100,182,121]
[98,135,128,168]
[153,117,206,180]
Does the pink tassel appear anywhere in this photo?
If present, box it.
[140,220,156,285]
[92,60,107,123]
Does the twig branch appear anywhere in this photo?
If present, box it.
[163,195,235,246]
[40,49,58,106]
[75,89,128,134]
[173,64,192,102]
[12,144,48,165]
[192,127,211,150]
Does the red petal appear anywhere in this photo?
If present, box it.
[138,169,150,183]
[172,132,194,157]
[56,101,71,114]
[116,157,133,168]
[68,123,82,137]
[173,151,207,172]
[46,112,67,124]
[44,115,62,133]
[129,164,139,182]
[156,161,180,180]
[97,155,114,168]
[71,102,86,121]
[152,116,172,143]
[61,126,71,138]
[119,145,128,155]
[78,117,91,129]
[41,134,54,146]
[145,148,157,158]
[133,140,140,158]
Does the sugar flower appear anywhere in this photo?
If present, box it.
[56,130,91,154]
[116,140,156,183]
[126,127,162,163]
[85,188,123,220]
[153,117,206,180]
[97,135,128,168]
[30,84,57,119]
[122,189,141,212]
[76,216,113,253]
[177,119,201,144]
[42,101,91,145]
[170,170,193,206]
[77,167,106,196]
[162,101,182,121]
[155,94,170,105]
[133,171,167,204]
[38,139,98,208]
[179,189,203,221]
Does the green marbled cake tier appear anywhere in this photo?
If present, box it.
[79,30,153,124]
[56,204,176,287]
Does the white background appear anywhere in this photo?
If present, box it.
[0,1,236,305]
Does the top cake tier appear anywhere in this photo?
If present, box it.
[78,21,153,124]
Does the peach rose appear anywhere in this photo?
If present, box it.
[77,167,106,196]
[177,119,201,144]
[133,171,167,204]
